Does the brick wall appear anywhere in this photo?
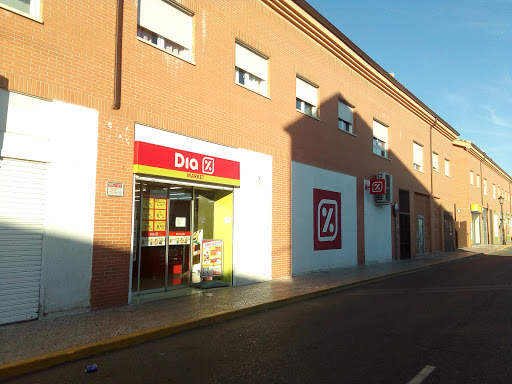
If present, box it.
[1,0,511,309]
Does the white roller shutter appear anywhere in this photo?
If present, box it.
[338,101,353,124]
[373,120,388,142]
[235,43,267,81]
[0,158,46,325]
[138,0,192,49]
[296,77,317,106]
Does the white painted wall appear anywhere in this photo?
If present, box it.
[363,179,392,263]
[134,124,273,286]
[1,90,98,314]
[232,149,272,285]
[291,162,357,274]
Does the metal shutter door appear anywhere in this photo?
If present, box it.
[0,158,46,325]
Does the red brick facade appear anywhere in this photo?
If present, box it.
[1,0,510,311]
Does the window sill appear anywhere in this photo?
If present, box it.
[433,169,439,173]
[0,4,42,23]
[373,152,390,161]
[296,109,320,121]
[339,128,356,137]
[235,82,271,99]
[137,37,195,66]
[413,168,425,174]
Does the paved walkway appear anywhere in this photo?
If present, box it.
[0,244,509,379]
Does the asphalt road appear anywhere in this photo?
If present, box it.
[8,249,512,384]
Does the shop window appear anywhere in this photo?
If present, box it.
[413,142,423,172]
[137,0,193,61]
[235,41,268,96]
[338,100,354,134]
[1,0,39,18]
[373,120,388,158]
[296,76,318,118]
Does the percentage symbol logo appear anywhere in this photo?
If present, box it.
[318,199,338,242]
[202,157,215,174]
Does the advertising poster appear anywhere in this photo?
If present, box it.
[141,191,167,247]
[201,240,223,277]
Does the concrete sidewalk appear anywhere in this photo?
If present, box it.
[0,244,509,380]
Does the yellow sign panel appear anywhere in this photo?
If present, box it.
[154,221,166,231]
[155,199,166,209]
[155,210,166,220]
[141,221,154,231]
[470,204,482,213]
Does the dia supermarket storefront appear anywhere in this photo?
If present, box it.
[131,125,273,296]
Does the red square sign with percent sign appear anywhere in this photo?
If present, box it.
[313,188,342,251]
[369,179,386,194]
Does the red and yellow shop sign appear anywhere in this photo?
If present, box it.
[134,141,240,187]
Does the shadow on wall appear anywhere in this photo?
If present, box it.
[0,216,129,325]
[284,92,457,263]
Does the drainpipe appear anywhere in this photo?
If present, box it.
[113,0,124,110]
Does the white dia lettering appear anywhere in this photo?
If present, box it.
[175,152,199,171]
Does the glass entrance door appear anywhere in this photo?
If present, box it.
[167,187,193,287]
[132,182,193,294]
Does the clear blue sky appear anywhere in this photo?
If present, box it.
[306,0,512,176]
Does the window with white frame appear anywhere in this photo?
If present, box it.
[413,142,423,172]
[373,120,388,158]
[235,41,268,96]
[296,76,318,118]
[137,0,193,61]
[470,171,474,185]
[432,152,439,172]
[498,186,501,197]
[0,0,39,17]
[477,174,480,188]
[444,159,450,176]
[484,178,487,195]
[493,184,496,198]
[338,101,353,133]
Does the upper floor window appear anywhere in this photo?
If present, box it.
[0,0,39,18]
[498,186,501,197]
[477,174,480,188]
[444,159,450,176]
[470,171,474,185]
[137,0,193,61]
[484,179,487,195]
[235,41,268,96]
[413,142,423,172]
[432,152,439,172]
[338,101,353,134]
[296,76,318,118]
[373,120,388,158]
[493,184,496,198]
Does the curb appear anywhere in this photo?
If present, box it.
[0,251,484,380]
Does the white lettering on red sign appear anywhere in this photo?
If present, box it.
[175,152,199,171]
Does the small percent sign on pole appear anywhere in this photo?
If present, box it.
[366,179,386,194]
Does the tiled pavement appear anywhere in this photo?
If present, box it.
[0,244,509,379]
